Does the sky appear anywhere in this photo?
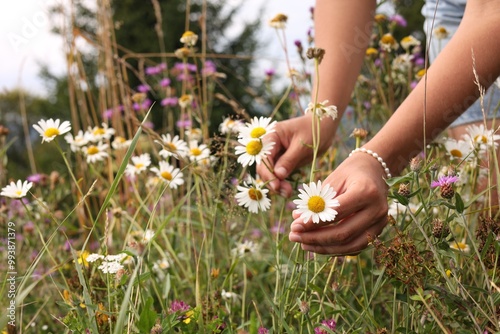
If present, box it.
[0,0,319,96]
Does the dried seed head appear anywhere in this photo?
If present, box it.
[432,218,450,239]
[351,128,368,140]
[409,156,422,172]
[397,183,411,197]
[306,47,326,64]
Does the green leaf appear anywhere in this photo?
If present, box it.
[385,172,413,187]
[137,296,157,333]
[389,192,409,206]
[454,192,464,213]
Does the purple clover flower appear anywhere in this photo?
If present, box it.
[314,318,336,334]
[161,97,178,107]
[169,300,191,313]
[136,84,150,93]
[160,78,171,87]
[431,175,459,188]
[258,328,269,334]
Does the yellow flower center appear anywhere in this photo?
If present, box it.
[365,47,378,56]
[87,146,99,155]
[307,195,325,213]
[116,136,126,143]
[416,69,426,78]
[93,128,106,136]
[135,163,144,169]
[191,148,202,156]
[474,134,488,144]
[44,127,60,138]
[182,31,195,38]
[450,149,463,158]
[248,188,263,200]
[380,34,396,45]
[161,171,173,180]
[246,140,263,156]
[15,190,22,196]
[165,142,177,151]
[271,13,288,23]
[250,127,266,138]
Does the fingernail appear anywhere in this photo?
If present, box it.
[280,189,289,198]
[289,232,302,243]
[275,167,287,178]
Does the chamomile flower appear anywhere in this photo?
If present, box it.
[88,123,115,142]
[180,30,198,46]
[219,117,244,135]
[235,181,271,213]
[443,138,474,160]
[65,130,91,152]
[156,134,189,159]
[188,140,211,162]
[293,180,340,224]
[238,116,276,140]
[1,180,33,198]
[142,229,155,243]
[269,13,287,29]
[433,26,449,40]
[231,240,259,258]
[379,33,399,52]
[111,136,132,150]
[125,153,151,178]
[221,289,240,302]
[178,94,193,108]
[150,161,184,189]
[84,142,109,163]
[235,137,275,167]
[33,118,71,143]
[304,100,338,120]
[185,128,203,141]
[400,35,420,51]
[464,124,500,152]
[449,239,470,253]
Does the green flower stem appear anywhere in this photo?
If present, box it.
[309,57,321,183]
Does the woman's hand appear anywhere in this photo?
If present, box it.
[288,153,389,255]
[256,114,336,198]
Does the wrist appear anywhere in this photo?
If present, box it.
[349,147,392,179]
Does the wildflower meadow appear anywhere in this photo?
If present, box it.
[1,2,500,333]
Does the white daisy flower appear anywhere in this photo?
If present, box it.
[150,161,185,189]
[98,261,124,274]
[84,142,109,163]
[64,130,91,152]
[1,180,33,198]
[180,31,198,46]
[464,124,500,153]
[86,253,104,263]
[443,138,474,161]
[380,33,399,52]
[185,128,203,141]
[400,35,420,51]
[153,258,171,271]
[235,137,274,167]
[304,100,338,121]
[221,289,240,302]
[219,117,244,135]
[142,229,155,243]
[33,118,71,143]
[195,156,217,170]
[178,94,193,108]
[88,123,115,142]
[235,181,271,213]
[269,13,287,29]
[231,240,259,258]
[111,136,132,150]
[156,134,189,159]
[188,140,211,162]
[238,116,276,140]
[449,239,470,253]
[293,180,340,224]
[125,153,151,178]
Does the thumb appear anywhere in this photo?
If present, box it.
[273,141,307,179]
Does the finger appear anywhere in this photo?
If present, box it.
[289,207,387,246]
[298,222,385,255]
[256,133,282,192]
[273,138,310,180]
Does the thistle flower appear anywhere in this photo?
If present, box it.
[269,13,287,29]
[293,181,340,224]
[305,100,338,120]
[1,180,33,199]
[33,118,71,143]
[431,175,459,199]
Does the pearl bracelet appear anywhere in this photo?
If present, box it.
[348,148,392,179]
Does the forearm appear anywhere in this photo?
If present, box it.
[365,0,500,174]
[314,0,377,131]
